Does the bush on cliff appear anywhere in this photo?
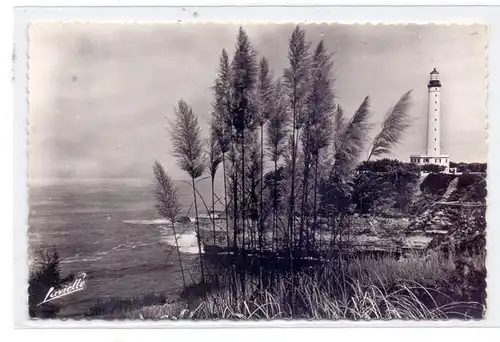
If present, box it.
[28,248,74,318]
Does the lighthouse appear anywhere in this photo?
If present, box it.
[427,68,441,156]
[410,68,450,172]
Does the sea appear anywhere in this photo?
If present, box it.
[28,178,211,317]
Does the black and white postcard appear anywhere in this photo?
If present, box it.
[26,22,487,320]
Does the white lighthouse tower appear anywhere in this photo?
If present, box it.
[410,68,450,172]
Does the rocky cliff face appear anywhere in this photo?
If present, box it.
[406,205,457,234]
[406,176,460,235]
[426,206,486,255]
[406,173,486,253]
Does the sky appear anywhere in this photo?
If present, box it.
[28,23,488,182]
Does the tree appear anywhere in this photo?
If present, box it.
[358,158,407,173]
[450,162,487,173]
[353,160,421,214]
[29,248,63,318]
[351,170,381,214]
[421,164,446,173]
[387,163,421,211]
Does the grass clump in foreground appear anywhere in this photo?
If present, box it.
[85,293,171,318]
[100,251,484,320]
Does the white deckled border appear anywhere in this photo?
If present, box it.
[12,5,500,329]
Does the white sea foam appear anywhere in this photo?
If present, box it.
[159,227,203,254]
[111,241,151,252]
[60,256,103,264]
[123,219,171,225]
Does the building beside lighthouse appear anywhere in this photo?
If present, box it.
[410,68,450,172]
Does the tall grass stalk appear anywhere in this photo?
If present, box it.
[230,27,259,298]
[153,161,186,287]
[283,26,311,307]
[212,48,232,246]
[207,120,223,245]
[257,56,274,253]
[169,99,206,288]
[266,78,289,251]
[367,90,413,161]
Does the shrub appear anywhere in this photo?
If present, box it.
[421,164,446,173]
[28,248,73,318]
[456,173,483,189]
[450,162,487,174]
[463,181,487,202]
[352,161,420,214]
[448,174,487,203]
[357,159,420,174]
[357,159,397,173]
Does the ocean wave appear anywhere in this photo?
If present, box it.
[59,241,154,264]
[111,241,152,252]
[123,219,171,225]
[159,227,203,254]
[60,256,103,264]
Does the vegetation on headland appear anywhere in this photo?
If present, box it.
[450,162,487,173]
